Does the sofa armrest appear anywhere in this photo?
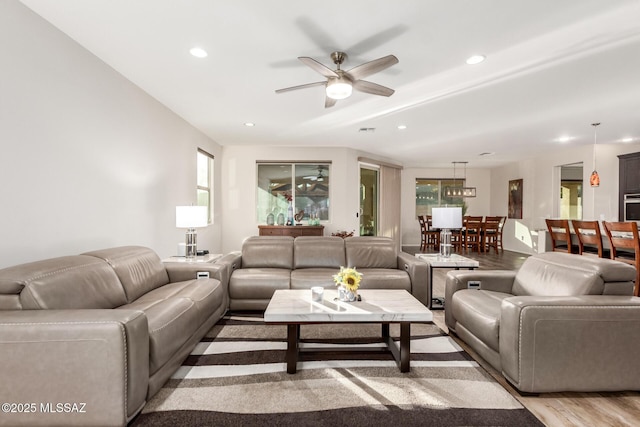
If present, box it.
[445,270,516,330]
[0,309,148,426]
[217,251,242,272]
[500,295,640,393]
[397,252,429,307]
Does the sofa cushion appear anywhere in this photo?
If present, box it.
[356,268,411,290]
[84,246,170,303]
[345,236,397,269]
[241,236,294,269]
[512,255,604,296]
[290,268,336,289]
[229,268,291,300]
[119,294,199,375]
[130,279,224,326]
[534,252,636,283]
[451,290,513,352]
[0,255,127,309]
[294,237,345,269]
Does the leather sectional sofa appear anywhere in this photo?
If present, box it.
[445,252,640,393]
[219,236,429,311]
[0,246,228,427]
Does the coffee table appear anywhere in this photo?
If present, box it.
[415,253,480,310]
[264,289,433,374]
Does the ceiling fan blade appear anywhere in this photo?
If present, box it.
[346,55,398,80]
[352,80,395,97]
[275,81,326,94]
[299,57,339,78]
[324,96,337,108]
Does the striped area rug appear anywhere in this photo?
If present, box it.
[131,313,543,426]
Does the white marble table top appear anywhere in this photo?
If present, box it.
[264,289,432,323]
[414,253,480,268]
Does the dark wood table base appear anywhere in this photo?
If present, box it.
[286,322,411,374]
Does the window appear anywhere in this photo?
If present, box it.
[257,163,330,223]
[197,149,214,223]
[416,178,465,216]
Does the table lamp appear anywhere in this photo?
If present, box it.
[431,207,462,257]
[176,206,208,258]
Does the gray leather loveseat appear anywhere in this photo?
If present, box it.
[445,252,640,393]
[0,246,228,427]
[219,236,429,310]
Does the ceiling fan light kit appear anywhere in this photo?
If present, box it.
[276,51,398,108]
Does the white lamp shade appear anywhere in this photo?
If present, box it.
[431,207,462,229]
[176,206,208,228]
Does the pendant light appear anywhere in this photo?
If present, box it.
[445,162,476,198]
[590,123,600,187]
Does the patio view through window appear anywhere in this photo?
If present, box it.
[415,178,465,216]
[257,163,330,223]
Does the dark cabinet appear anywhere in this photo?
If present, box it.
[618,152,640,220]
[258,225,324,237]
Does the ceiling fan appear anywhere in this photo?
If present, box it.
[275,51,398,108]
[303,167,326,181]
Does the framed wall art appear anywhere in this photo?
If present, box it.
[508,179,523,219]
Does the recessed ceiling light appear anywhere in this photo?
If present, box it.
[397,125,407,130]
[189,47,208,58]
[622,137,634,143]
[557,136,572,143]
[244,122,255,127]
[466,55,486,65]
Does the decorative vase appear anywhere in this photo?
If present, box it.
[287,201,294,226]
[277,212,285,226]
[338,285,357,302]
[266,212,274,225]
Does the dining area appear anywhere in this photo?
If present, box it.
[417,214,506,255]
[545,218,640,296]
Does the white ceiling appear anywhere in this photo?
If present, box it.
[20,0,640,168]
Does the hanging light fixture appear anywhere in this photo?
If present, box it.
[590,123,601,187]
[445,162,476,198]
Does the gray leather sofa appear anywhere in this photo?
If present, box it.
[0,246,228,427]
[445,252,640,393]
[219,236,429,310]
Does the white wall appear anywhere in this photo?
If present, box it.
[401,167,492,246]
[0,1,222,268]
[491,142,640,254]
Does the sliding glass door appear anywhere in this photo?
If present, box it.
[359,166,379,236]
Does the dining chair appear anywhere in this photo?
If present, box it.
[417,215,428,252]
[572,220,607,258]
[463,216,484,253]
[603,221,640,296]
[545,219,576,253]
[425,215,440,250]
[483,216,504,254]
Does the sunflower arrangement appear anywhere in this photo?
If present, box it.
[333,266,363,293]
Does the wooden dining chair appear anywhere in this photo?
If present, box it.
[417,215,428,252]
[463,216,484,253]
[603,221,640,296]
[483,216,504,254]
[545,219,576,253]
[572,220,607,258]
[425,215,440,250]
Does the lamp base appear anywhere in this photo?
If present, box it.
[185,228,197,259]
[440,229,452,258]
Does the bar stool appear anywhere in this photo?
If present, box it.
[545,219,576,253]
[603,221,640,296]
[572,220,607,258]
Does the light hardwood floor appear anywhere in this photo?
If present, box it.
[404,246,640,427]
